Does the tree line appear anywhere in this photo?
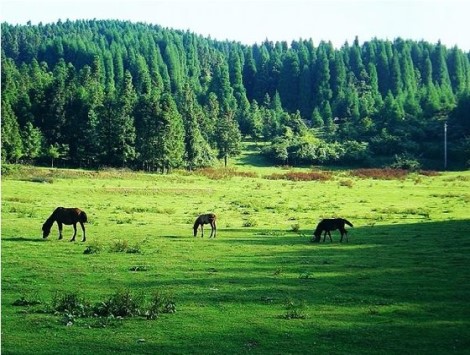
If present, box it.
[2,19,470,170]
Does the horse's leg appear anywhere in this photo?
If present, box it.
[58,222,63,240]
[201,224,204,238]
[80,221,86,242]
[210,222,216,238]
[327,231,333,242]
[322,231,326,242]
[342,230,348,243]
[339,228,346,242]
[70,223,77,241]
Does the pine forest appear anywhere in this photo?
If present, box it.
[2,20,470,170]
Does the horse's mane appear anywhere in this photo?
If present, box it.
[42,214,55,231]
[193,217,201,229]
[313,224,322,237]
[42,208,62,230]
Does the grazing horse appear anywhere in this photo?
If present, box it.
[193,213,217,238]
[312,218,353,243]
[42,207,88,242]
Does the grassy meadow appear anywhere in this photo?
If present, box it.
[2,158,470,354]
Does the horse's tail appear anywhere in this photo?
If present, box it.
[343,219,353,227]
[80,210,88,223]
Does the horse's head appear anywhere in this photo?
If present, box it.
[312,230,322,242]
[42,223,51,238]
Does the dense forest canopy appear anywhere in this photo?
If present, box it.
[2,20,470,170]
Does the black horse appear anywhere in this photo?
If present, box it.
[312,218,353,243]
[193,213,217,238]
[42,207,88,242]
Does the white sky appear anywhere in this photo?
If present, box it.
[2,0,470,51]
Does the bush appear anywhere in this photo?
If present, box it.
[389,154,421,171]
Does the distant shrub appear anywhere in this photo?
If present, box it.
[265,170,333,182]
[389,154,421,171]
[351,168,408,180]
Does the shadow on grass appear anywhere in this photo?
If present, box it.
[3,220,470,354]
[2,236,47,243]
[220,219,470,246]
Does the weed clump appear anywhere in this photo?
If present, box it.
[280,298,307,320]
[108,240,142,253]
[42,289,176,326]
[83,242,103,254]
[290,223,300,232]
[243,218,258,227]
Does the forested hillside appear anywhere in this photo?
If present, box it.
[2,20,470,170]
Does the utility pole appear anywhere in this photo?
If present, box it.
[444,121,447,170]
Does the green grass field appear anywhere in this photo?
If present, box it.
[2,162,470,354]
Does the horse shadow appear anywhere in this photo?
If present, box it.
[3,236,46,243]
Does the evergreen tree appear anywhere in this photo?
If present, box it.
[155,93,185,172]
[101,70,137,166]
[179,84,215,169]
[215,111,242,167]
[21,122,43,161]
[278,50,300,112]
[1,99,23,162]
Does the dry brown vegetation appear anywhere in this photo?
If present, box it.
[265,170,333,181]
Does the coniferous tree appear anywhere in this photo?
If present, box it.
[278,51,300,112]
[155,93,185,172]
[215,111,242,167]
[2,20,470,168]
[102,70,137,166]
[180,84,215,169]
[1,99,23,163]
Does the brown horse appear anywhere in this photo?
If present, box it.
[312,218,353,243]
[193,213,216,238]
[42,207,88,242]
